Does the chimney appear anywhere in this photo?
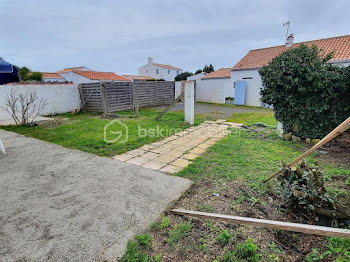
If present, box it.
[285,34,294,47]
[148,57,153,64]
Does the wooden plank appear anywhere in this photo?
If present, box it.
[264,117,350,183]
[171,209,350,239]
[156,92,184,121]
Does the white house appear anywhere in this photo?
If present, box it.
[59,70,131,85]
[231,34,350,107]
[138,57,182,81]
[195,68,234,104]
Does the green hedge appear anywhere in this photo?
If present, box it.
[259,44,350,139]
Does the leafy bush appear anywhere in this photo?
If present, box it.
[259,44,350,139]
[28,71,43,81]
[216,229,232,246]
[278,160,336,216]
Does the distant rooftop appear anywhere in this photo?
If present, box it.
[123,75,155,80]
[232,34,350,71]
[152,63,182,70]
[202,68,231,79]
[73,71,130,81]
[57,66,90,73]
[41,72,63,79]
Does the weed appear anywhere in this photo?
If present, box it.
[234,238,260,262]
[135,234,152,249]
[197,204,215,213]
[121,234,160,262]
[168,221,192,246]
[159,217,170,230]
[150,222,158,230]
[216,229,232,246]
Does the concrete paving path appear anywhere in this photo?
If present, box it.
[113,120,242,173]
[0,130,192,262]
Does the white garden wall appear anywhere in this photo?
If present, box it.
[195,78,234,104]
[0,83,81,120]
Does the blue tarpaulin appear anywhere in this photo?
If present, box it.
[0,58,20,85]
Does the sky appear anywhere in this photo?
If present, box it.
[1,0,349,75]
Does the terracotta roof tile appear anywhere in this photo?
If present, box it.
[57,67,87,73]
[73,71,131,81]
[202,68,231,79]
[152,63,182,70]
[232,35,350,71]
[123,75,155,80]
[41,72,63,79]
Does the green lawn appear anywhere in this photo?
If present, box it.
[230,112,277,126]
[0,109,204,157]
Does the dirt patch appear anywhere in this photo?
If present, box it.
[320,132,350,168]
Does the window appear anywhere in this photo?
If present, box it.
[168,69,170,74]
[146,70,148,73]
[176,71,179,75]
[156,69,159,74]
[242,77,253,79]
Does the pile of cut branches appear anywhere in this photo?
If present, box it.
[278,161,350,219]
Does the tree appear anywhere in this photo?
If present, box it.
[1,88,47,125]
[195,69,202,74]
[259,44,350,139]
[17,66,43,81]
[175,71,193,81]
[203,64,214,73]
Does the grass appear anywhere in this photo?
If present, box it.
[230,111,277,126]
[0,109,204,157]
[177,129,307,189]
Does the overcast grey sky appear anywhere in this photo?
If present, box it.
[1,0,349,75]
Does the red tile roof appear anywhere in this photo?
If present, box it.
[122,75,155,80]
[232,35,350,71]
[73,71,131,81]
[202,68,231,79]
[152,63,182,70]
[57,66,87,73]
[41,72,63,79]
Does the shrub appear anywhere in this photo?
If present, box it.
[135,234,152,249]
[259,44,350,139]
[121,234,161,262]
[28,71,43,81]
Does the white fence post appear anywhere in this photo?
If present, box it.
[184,81,194,125]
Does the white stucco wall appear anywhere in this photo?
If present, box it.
[0,83,81,120]
[138,63,182,81]
[195,78,234,104]
[43,77,66,83]
[59,72,92,85]
[231,69,263,107]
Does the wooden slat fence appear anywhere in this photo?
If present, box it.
[79,81,174,114]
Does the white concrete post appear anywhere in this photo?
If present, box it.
[184,81,194,125]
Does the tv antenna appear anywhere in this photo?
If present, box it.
[283,21,290,39]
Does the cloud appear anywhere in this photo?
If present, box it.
[0,0,349,74]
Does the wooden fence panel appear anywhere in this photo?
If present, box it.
[80,83,104,113]
[105,82,133,112]
[80,81,175,113]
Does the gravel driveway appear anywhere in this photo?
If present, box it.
[0,130,192,261]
